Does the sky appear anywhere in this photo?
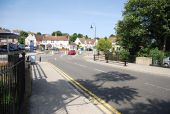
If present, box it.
[0,0,127,38]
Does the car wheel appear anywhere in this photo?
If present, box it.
[164,63,169,67]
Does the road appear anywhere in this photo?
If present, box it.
[38,52,170,114]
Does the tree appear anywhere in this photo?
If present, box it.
[77,33,83,38]
[119,49,130,61]
[18,31,28,44]
[85,35,89,39]
[96,38,112,53]
[37,32,41,35]
[69,33,78,43]
[115,0,170,54]
[52,31,62,36]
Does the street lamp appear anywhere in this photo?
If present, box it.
[90,24,96,39]
[90,24,97,61]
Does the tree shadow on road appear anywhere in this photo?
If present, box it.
[120,99,170,114]
[77,79,139,104]
[95,71,136,86]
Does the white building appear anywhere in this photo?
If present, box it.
[25,34,37,47]
[75,38,97,50]
[36,35,69,50]
[26,34,69,50]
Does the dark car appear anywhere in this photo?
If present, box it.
[9,43,18,51]
[18,44,25,50]
[0,45,7,52]
[68,50,76,55]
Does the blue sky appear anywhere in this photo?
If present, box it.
[0,0,127,38]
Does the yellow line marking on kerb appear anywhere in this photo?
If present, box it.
[47,62,121,114]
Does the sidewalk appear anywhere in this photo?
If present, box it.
[84,55,170,77]
[30,62,105,114]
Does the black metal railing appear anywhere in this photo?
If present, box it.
[0,53,25,114]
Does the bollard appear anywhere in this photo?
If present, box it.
[39,56,41,62]
[124,60,127,66]
[94,54,95,61]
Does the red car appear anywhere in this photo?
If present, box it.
[68,50,76,55]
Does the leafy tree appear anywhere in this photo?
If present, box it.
[37,32,41,35]
[18,31,28,44]
[116,0,170,54]
[119,49,130,61]
[77,33,83,38]
[85,35,89,39]
[69,33,78,43]
[96,38,112,53]
[52,31,62,36]
[150,47,164,65]
[137,47,150,57]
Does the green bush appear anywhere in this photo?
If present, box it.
[150,48,164,65]
[165,51,170,56]
[137,48,149,57]
[119,49,130,61]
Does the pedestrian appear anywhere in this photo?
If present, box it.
[39,56,41,62]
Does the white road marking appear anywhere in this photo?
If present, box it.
[94,68,106,73]
[74,62,87,68]
[144,82,170,91]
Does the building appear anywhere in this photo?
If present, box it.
[74,38,97,50]
[25,34,37,47]
[25,34,69,50]
[40,35,69,50]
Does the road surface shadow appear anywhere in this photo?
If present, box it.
[76,79,139,104]
[120,99,170,114]
[95,71,136,82]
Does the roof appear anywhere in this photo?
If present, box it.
[35,35,43,41]
[78,38,96,45]
[35,35,69,41]
[0,33,19,39]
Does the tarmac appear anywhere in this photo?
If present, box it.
[29,62,106,114]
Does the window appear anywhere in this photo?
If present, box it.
[51,41,54,43]
[43,40,47,43]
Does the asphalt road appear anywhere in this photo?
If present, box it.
[38,52,170,114]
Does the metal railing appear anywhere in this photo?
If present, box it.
[0,53,25,114]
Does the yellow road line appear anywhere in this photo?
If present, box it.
[47,62,121,114]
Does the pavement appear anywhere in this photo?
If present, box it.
[84,54,170,77]
[29,62,106,114]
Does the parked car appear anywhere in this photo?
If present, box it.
[68,50,76,55]
[0,45,7,52]
[18,44,25,50]
[163,57,170,67]
[9,43,18,51]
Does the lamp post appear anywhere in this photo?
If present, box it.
[90,24,96,39]
[90,24,96,61]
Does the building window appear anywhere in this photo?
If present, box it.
[51,41,54,43]
[43,40,47,43]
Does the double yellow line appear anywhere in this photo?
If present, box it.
[47,62,121,114]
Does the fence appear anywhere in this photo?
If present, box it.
[94,52,136,63]
[0,52,25,114]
